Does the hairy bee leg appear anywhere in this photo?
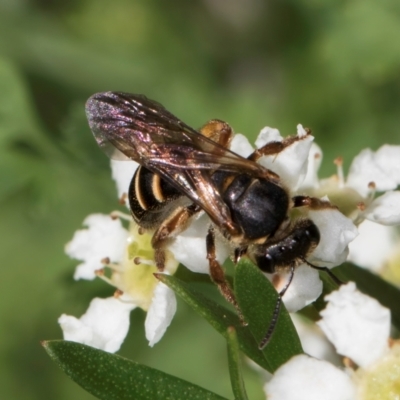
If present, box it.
[151,204,201,270]
[199,119,233,147]
[247,131,311,162]
[292,195,337,210]
[206,227,247,325]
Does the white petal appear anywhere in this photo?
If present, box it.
[58,297,136,353]
[298,142,323,190]
[111,159,139,205]
[255,126,282,148]
[229,133,254,158]
[145,281,177,346]
[278,265,322,312]
[308,208,358,268]
[296,124,308,138]
[257,134,314,191]
[291,315,338,363]
[168,214,230,273]
[348,220,398,272]
[265,354,356,400]
[363,191,400,225]
[346,148,398,197]
[65,214,129,280]
[58,315,93,345]
[318,282,390,368]
[374,144,400,184]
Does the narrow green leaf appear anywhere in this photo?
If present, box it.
[156,273,272,371]
[226,327,248,400]
[334,263,400,330]
[174,264,235,288]
[174,264,214,284]
[42,340,228,400]
[235,259,303,372]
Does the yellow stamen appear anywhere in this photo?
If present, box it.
[110,210,132,221]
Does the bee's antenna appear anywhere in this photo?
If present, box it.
[259,264,295,350]
[303,259,343,286]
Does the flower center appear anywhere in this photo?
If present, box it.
[102,221,178,311]
[356,344,400,400]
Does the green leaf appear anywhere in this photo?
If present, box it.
[334,263,400,330]
[174,264,214,284]
[235,259,303,372]
[42,340,228,400]
[226,327,248,400]
[156,273,272,371]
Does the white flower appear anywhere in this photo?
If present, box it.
[61,156,181,351]
[168,213,230,274]
[265,354,356,400]
[307,144,400,227]
[145,280,177,346]
[59,297,136,353]
[266,283,400,400]
[255,125,314,191]
[346,146,400,198]
[230,133,255,158]
[110,159,139,206]
[300,142,323,190]
[65,214,128,280]
[291,314,339,364]
[295,139,400,284]
[318,282,390,368]
[308,207,358,268]
[362,190,400,225]
[348,219,399,273]
[274,265,322,313]
[61,211,179,351]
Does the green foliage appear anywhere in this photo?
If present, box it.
[158,260,302,374]
[235,261,303,372]
[1,1,400,399]
[335,263,400,330]
[226,327,248,400]
[43,260,304,399]
[43,341,228,400]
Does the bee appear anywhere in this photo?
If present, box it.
[86,92,340,349]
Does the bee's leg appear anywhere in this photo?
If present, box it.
[206,227,246,324]
[151,204,201,270]
[199,119,233,147]
[247,130,312,162]
[292,195,337,210]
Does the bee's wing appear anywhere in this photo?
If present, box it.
[86,92,278,173]
[86,92,278,231]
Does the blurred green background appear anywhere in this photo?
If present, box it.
[1,0,400,399]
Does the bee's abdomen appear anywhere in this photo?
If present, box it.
[128,166,182,226]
